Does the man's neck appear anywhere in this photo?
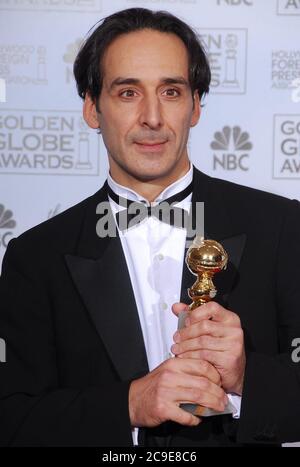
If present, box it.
[109,161,191,203]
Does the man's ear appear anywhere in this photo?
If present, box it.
[83,93,100,130]
[190,91,201,128]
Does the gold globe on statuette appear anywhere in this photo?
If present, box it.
[186,237,228,310]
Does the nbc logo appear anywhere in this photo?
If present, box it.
[217,0,253,5]
[211,126,253,171]
[0,204,16,249]
[0,204,16,229]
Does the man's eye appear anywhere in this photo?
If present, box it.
[120,89,137,98]
[163,88,180,97]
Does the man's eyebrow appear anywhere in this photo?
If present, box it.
[160,77,189,87]
[109,78,140,90]
[109,76,189,90]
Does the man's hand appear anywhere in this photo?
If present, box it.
[128,357,228,428]
[171,302,246,396]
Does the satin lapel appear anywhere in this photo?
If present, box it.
[65,183,149,382]
[180,169,246,308]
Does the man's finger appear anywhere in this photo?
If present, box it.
[172,302,189,317]
[177,349,228,369]
[166,372,225,401]
[172,335,232,355]
[166,356,219,380]
[190,302,228,323]
[174,320,233,342]
[188,302,240,327]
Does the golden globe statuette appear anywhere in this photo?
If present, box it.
[186,238,228,311]
[179,237,234,417]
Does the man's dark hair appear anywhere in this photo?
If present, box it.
[73,8,211,106]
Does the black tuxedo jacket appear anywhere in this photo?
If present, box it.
[1,168,300,446]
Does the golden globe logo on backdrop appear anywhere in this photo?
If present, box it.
[199,29,247,94]
[0,0,102,12]
[0,44,48,86]
[0,110,100,176]
[277,0,300,15]
[273,115,300,178]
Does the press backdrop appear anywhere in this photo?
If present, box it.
[0,1,300,444]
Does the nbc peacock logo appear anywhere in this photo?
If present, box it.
[0,204,16,249]
[0,204,16,229]
[211,126,253,171]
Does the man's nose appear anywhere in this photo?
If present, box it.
[139,95,163,130]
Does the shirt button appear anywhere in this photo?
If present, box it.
[161,302,168,311]
[158,253,164,261]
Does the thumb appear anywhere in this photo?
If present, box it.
[172,302,189,317]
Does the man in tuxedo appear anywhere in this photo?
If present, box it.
[1,8,300,447]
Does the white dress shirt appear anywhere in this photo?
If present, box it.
[107,163,241,446]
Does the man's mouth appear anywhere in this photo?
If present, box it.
[134,141,167,152]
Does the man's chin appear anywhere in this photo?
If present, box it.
[129,166,174,183]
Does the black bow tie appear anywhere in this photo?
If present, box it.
[107,181,193,231]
